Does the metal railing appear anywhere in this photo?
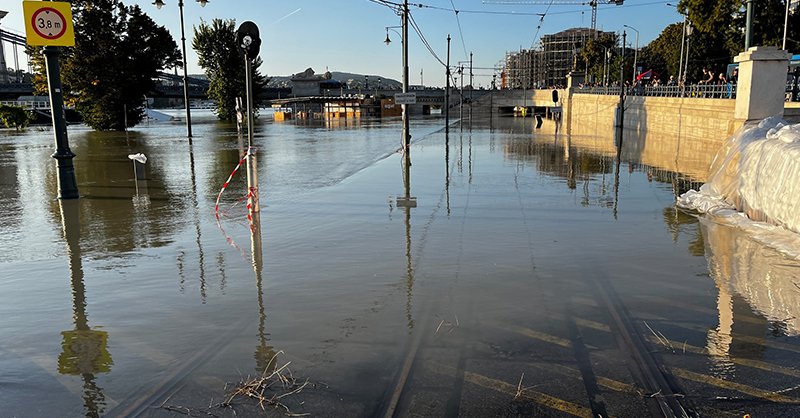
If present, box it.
[0,100,75,110]
[574,83,737,99]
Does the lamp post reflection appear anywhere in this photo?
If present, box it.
[188,143,208,300]
[57,200,112,418]
[396,154,417,329]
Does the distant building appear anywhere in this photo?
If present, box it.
[291,68,347,96]
[504,28,616,88]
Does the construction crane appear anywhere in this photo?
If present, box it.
[482,0,625,34]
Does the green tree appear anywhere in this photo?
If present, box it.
[579,35,618,84]
[27,0,181,130]
[0,104,33,131]
[675,0,799,81]
[193,18,268,121]
[639,23,683,80]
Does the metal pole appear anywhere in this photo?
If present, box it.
[678,13,686,84]
[178,0,193,141]
[245,53,259,213]
[618,31,626,131]
[446,35,450,134]
[459,66,463,130]
[784,0,790,50]
[469,52,473,122]
[745,0,754,50]
[624,25,639,84]
[633,31,638,83]
[684,30,691,84]
[402,0,410,155]
[44,46,79,199]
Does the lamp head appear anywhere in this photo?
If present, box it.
[197,0,209,6]
[384,33,391,45]
[153,0,165,9]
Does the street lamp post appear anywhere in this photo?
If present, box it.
[384,23,407,144]
[684,22,693,84]
[153,0,209,142]
[784,0,790,50]
[602,45,611,86]
[666,4,687,85]
[624,25,639,84]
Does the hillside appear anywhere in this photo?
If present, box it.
[267,71,401,88]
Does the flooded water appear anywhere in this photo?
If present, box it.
[1,109,800,418]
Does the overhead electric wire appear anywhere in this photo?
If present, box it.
[411,0,670,17]
[530,0,554,49]
[447,0,470,59]
[408,12,447,67]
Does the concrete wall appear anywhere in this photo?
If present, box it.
[566,94,739,182]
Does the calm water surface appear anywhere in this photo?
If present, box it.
[1,110,799,417]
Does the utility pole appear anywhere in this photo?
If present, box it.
[469,52,473,123]
[402,0,411,156]
[460,66,464,131]
[618,31,626,132]
[446,35,451,134]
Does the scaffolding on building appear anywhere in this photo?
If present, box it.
[504,27,616,89]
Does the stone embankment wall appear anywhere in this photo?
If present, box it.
[566,94,738,182]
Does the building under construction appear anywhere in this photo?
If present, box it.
[504,28,616,89]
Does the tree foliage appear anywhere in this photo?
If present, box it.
[0,105,33,131]
[579,35,618,84]
[639,23,683,80]
[673,0,800,81]
[192,18,268,121]
[26,0,181,131]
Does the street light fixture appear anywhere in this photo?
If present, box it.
[384,15,410,152]
[153,0,209,141]
[623,24,639,83]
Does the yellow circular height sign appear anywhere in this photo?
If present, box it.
[23,1,75,46]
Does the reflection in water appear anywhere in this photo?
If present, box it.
[57,200,111,418]
[445,133,450,216]
[663,207,705,256]
[397,153,417,329]
[251,211,276,373]
[699,218,797,377]
[188,144,208,302]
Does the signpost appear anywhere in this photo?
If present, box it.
[395,92,416,105]
[23,1,78,199]
[237,22,261,216]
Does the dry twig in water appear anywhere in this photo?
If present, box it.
[434,315,459,334]
[220,351,311,416]
[514,373,525,400]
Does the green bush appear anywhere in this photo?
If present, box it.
[0,104,33,131]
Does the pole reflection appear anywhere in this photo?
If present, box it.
[57,199,112,418]
[445,132,451,216]
[251,210,276,373]
[187,143,208,301]
[613,129,622,220]
[397,153,417,329]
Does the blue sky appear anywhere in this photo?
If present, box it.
[3,0,683,87]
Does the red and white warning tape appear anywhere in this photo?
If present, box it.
[215,149,258,259]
